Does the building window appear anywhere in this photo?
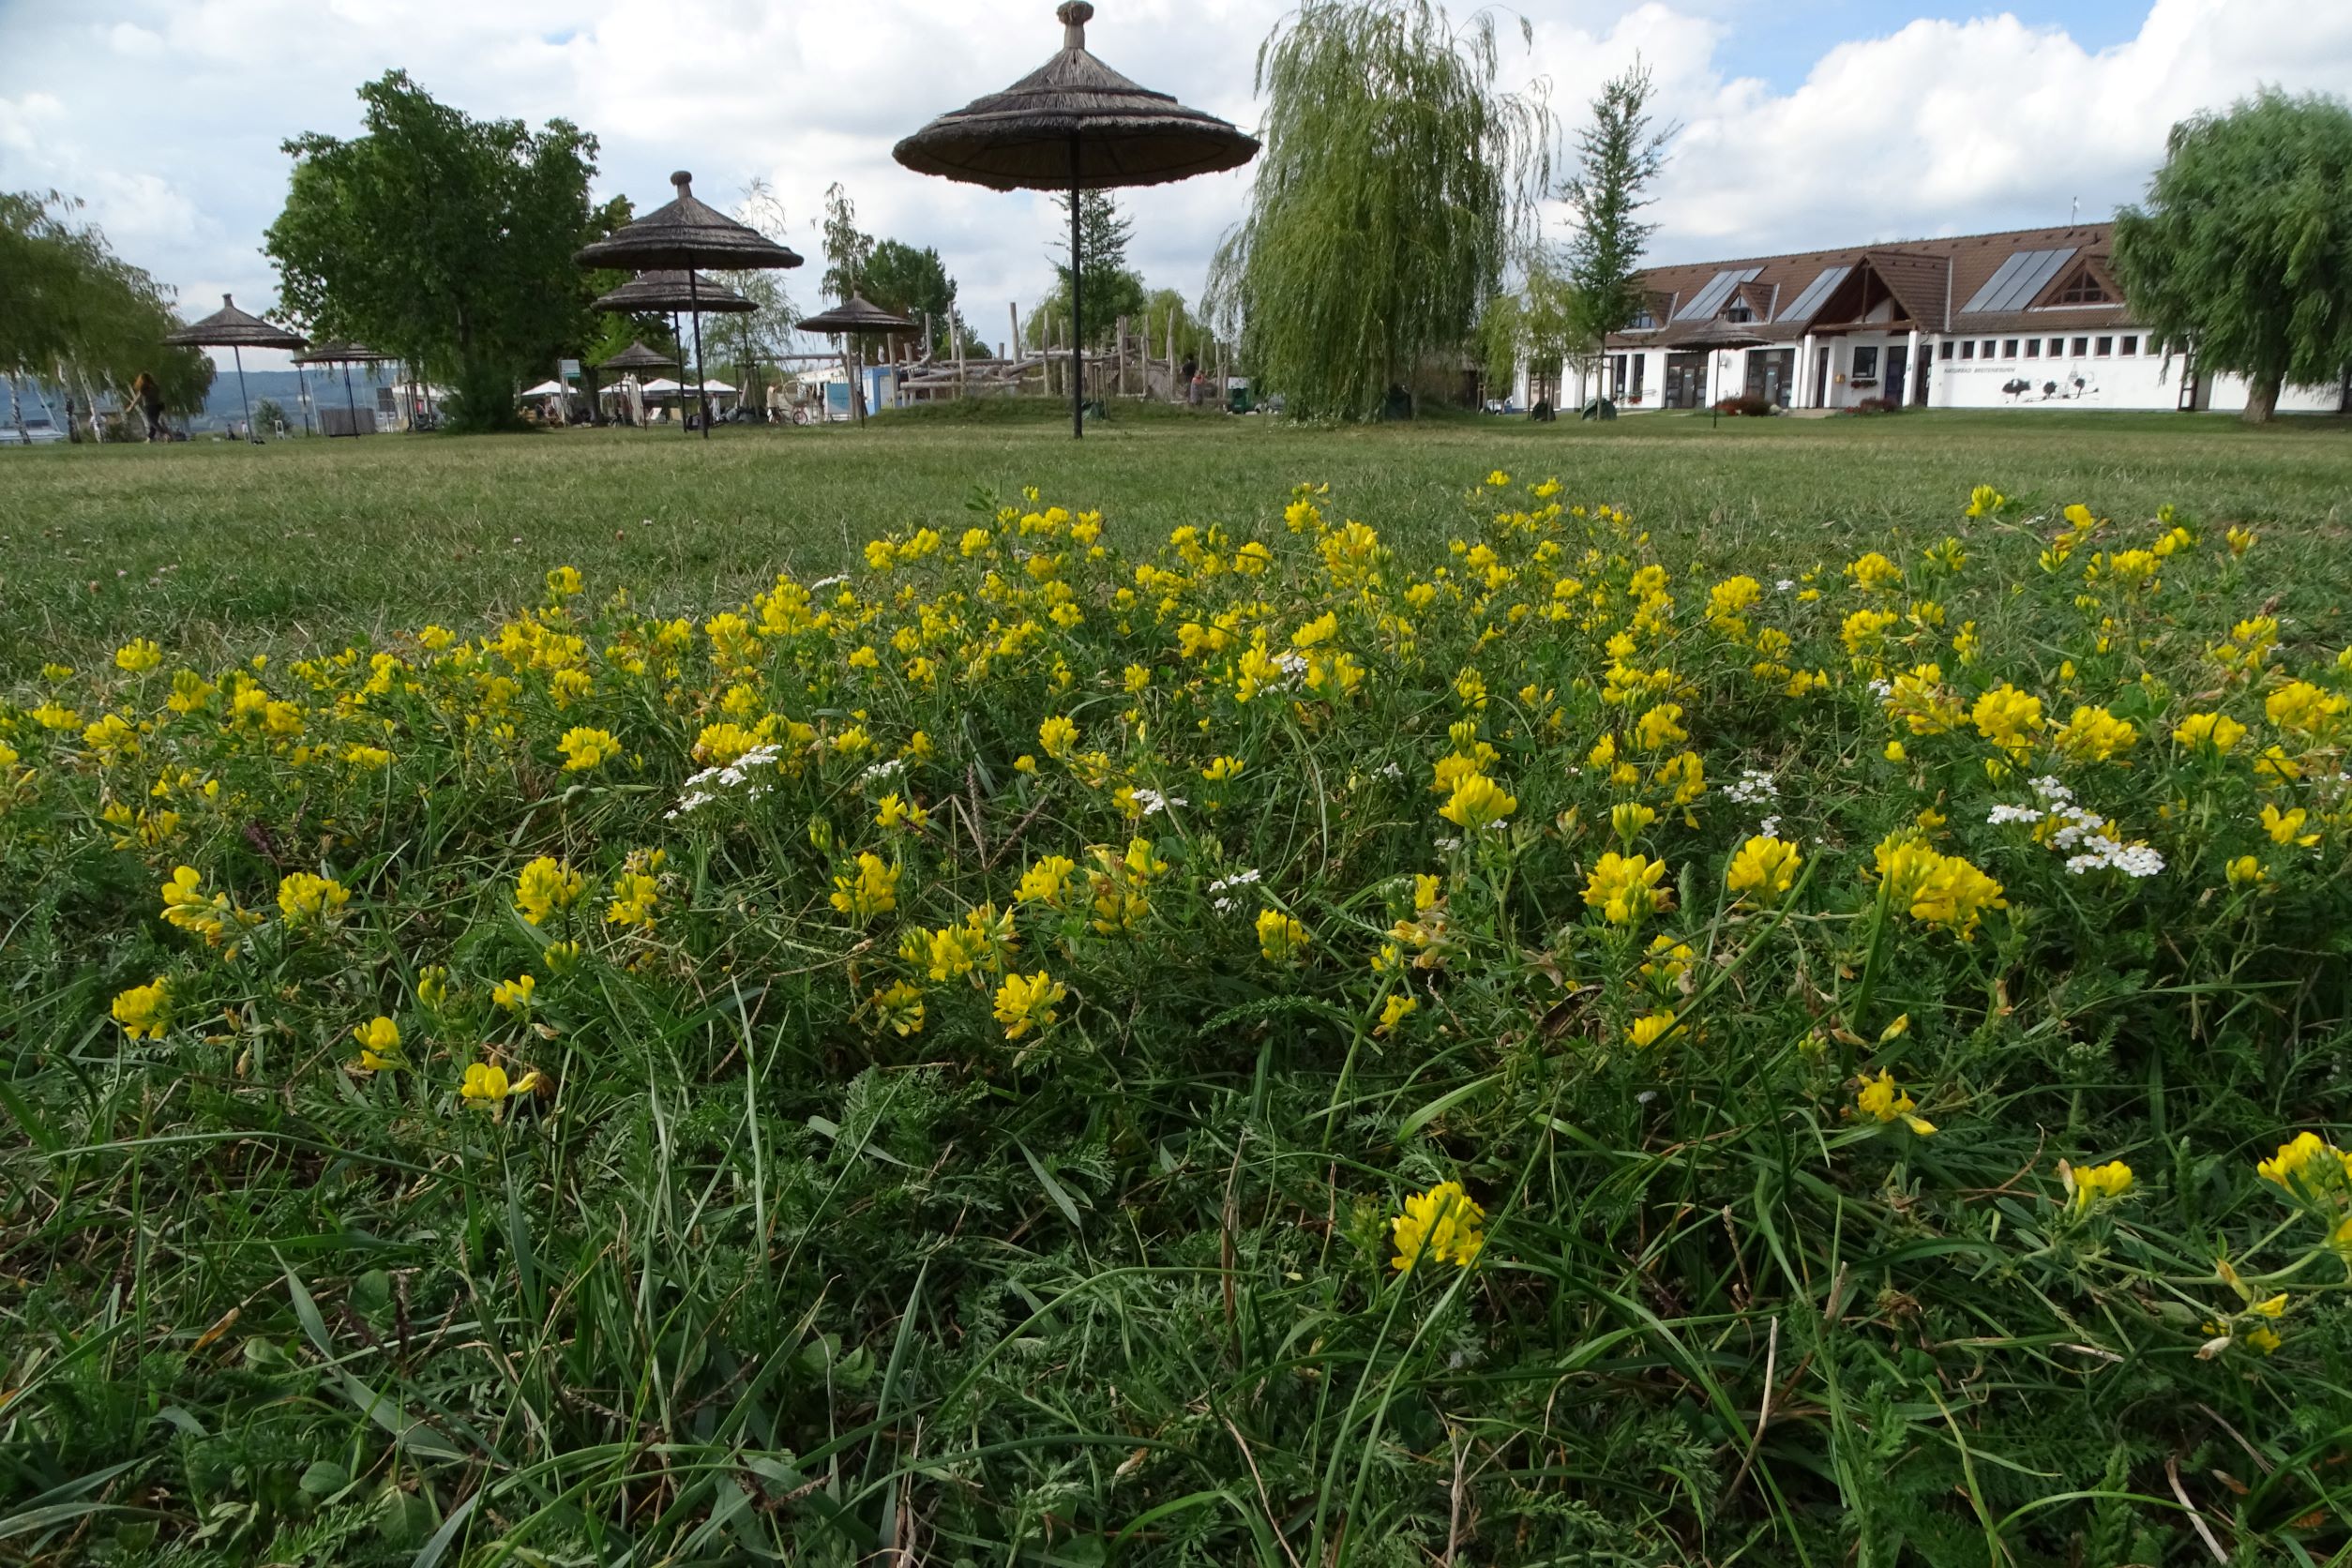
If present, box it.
[2002,339,2019,358]
[2095,336,2113,356]
[2025,339,2041,358]
[1938,340,1954,361]
[2073,337,2089,356]
[1630,307,1657,329]
[1851,346,1879,380]
[2048,338,2063,357]
[2054,269,2110,305]
[1960,340,1975,360]
[1726,304,1754,323]
[2120,335,2137,355]
[1629,353,1645,400]
[1978,340,1992,358]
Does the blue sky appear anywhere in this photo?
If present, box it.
[4,0,2347,369]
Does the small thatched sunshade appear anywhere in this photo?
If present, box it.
[595,270,758,316]
[893,3,1258,438]
[163,294,307,351]
[795,296,919,336]
[598,340,678,372]
[291,341,394,366]
[1677,319,1771,351]
[577,174,804,272]
[892,3,1259,191]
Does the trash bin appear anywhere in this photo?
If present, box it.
[1225,384,1253,415]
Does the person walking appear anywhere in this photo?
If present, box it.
[133,372,170,441]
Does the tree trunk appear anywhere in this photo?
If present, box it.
[2241,370,2282,425]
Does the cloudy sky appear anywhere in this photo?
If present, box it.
[4,0,2348,372]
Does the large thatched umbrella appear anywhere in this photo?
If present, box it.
[894,2,1259,439]
[795,295,918,426]
[595,272,759,426]
[292,341,393,438]
[162,294,307,443]
[576,174,802,439]
[1679,318,1771,429]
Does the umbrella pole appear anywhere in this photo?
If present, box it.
[689,271,709,441]
[342,362,358,437]
[234,346,257,443]
[1069,132,1082,441]
[297,365,313,438]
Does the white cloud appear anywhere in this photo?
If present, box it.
[3,0,2347,375]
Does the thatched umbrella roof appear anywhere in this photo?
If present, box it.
[576,174,804,271]
[594,270,757,315]
[162,294,307,351]
[893,3,1259,439]
[795,295,919,336]
[598,340,678,372]
[892,3,1259,191]
[1678,318,1771,351]
[292,341,393,366]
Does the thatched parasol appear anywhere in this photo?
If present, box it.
[894,2,1259,438]
[576,174,803,439]
[597,340,678,373]
[796,296,918,427]
[1678,318,1771,428]
[592,270,756,315]
[162,294,308,443]
[292,340,394,438]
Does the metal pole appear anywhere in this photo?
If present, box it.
[1069,131,1083,441]
[342,361,359,436]
[296,362,313,438]
[233,345,257,443]
[689,271,709,440]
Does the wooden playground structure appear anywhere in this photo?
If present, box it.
[852,303,1233,411]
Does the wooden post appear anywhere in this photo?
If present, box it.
[954,310,966,398]
[1008,302,1021,370]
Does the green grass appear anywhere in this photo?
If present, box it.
[6,410,2352,1566]
[5,408,2347,680]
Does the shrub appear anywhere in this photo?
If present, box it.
[1711,392,1774,416]
[1846,394,1903,415]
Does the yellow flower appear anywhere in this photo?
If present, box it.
[992,970,1067,1041]
[2054,704,2137,762]
[1038,715,1078,757]
[1610,802,1657,842]
[1256,908,1309,964]
[606,870,659,927]
[1873,834,2005,939]
[1014,754,1038,774]
[558,726,622,770]
[31,701,81,731]
[491,973,536,1012]
[2255,1131,2348,1193]
[1963,484,2004,518]
[2226,525,2256,557]
[1844,551,1904,591]
[1390,1180,1485,1272]
[417,965,449,1008]
[1017,854,1078,906]
[114,638,163,672]
[2243,1325,2282,1356]
[1413,873,1442,911]
[1631,702,1686,753]
[460,1062,543,1106]
[829,852,900,922]
[1628,1010,1681,1048]
[1883,740,1906,762]
[2172,711,2246,754]
[2224,854,2265,889]
[1726,835,1802,903]
[2261,804,2319,847]
[873,979,926,1036]
[875,792,928,831]
[2064,1158,2133,1211]
[112,976,171,1040]
[1969,684,2043,756]
[514,856,585,924]
[2252,1293,2289,1319]
[1202,755,1246,782]
[2266,680,2346,737]
[1439,773,1515,832]
[1583,852,1667,927]
[545,565,583,596]
[277,871,350,925]
[352,1016,402,1071]
[1377,993,1418,1033]
[1853,1069,1936,1135]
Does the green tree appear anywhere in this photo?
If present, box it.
[1207,0,1552,419]
[266,70,601,432]
[818,183,874,303]
[0,189,212,440]
[1558,61,1671,362]
[865,238,979,357]
[1034,190,1146,349]
[2113,89,2352,424]
[698,179,801,408]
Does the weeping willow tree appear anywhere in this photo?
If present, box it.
[1207,0,1551,419]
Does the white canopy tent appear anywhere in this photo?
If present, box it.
[520,379,568,398]
[640,377,735,398]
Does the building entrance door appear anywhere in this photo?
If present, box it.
[1664,352,1707,410]
[1813,348,1832,408]
[1884,345,1908,407]
[1744,348,1796,407]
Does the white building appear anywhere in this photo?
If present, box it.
[1525,223,2348,416]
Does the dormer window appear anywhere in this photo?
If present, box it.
[1726,304,1755,323]
[1629,308,1658,329]
[2052,266,2110,305]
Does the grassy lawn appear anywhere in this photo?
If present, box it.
[5,406,2347,678]
[6,407,2352,1563]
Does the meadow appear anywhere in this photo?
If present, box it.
[4,407,2352,1566]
